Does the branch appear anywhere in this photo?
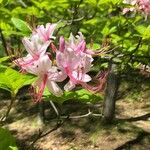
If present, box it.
[0,28,9,56]
[0,96,15,122]
[60,109,102,119]
[49,101,59,117]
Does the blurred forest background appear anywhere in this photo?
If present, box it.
[0,0,150,150]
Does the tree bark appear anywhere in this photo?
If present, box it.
[102,62,119,124]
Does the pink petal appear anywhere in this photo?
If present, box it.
[22,38,37,57]
[59,36,65,52]
[76,40,86,53]
[46,23,57,39]
[82,74,92,82]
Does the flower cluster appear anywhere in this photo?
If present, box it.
[14,23,94,102]
[123,0,150,19]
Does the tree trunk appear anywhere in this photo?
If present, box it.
[102,62,119,124]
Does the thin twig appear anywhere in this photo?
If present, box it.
[49,101,59,116]
[0,96,15,122]
[18,0,27,7]
[0,28,9,56]
[60,109,102,119]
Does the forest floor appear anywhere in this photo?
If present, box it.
[0,79,150,150]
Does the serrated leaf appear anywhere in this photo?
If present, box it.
[11,18,31,34]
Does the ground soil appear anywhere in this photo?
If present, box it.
[0,93,150,150]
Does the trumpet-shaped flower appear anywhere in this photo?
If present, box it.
[56,35,93,91]
[22,34,50,58]
[25,54,64,101]
[14,23,57,69]
[67,32,94,55]
[138,0,150,13]
[123,0,150,19]
[14,36,50,71]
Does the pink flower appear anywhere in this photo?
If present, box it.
[25,54,64,101]
[68,32,94,55]
[138,0,150,13]
[22,35,50,58]
[36,23,57,42]
[56,35,93,91]
[122,7,136,14]
[122,0,150,19]
[14,35,50,71]
[122,0,137,14]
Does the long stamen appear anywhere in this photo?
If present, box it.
[37,74,48,102]
[81,71,108,93]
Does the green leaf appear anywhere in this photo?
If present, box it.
[99,0,121,5]
[0,66,35,96]
[0,56,10,63]
[0,0,9,6]
[44,88,103,104]
[0,127,18,150]
[11,17,31,34]
[135,25,150,39]
[9,146,18,150]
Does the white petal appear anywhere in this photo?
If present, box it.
[46,23,57,38]
[38,40,50,55]
[37,55,52,74]
[64,80,76,91]
[48,71,67,82]
[22,37,35,56]
[82,74,92,82]
[46,80,63,96]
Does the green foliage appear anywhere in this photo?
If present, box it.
[44,88,103,104]
[0,65,35,97]
[0,56,10,63]
[0,127,18,150]
[136,25,150,39]
[0,0,149,103]
[9,146,18,150]
[11,17,31,35]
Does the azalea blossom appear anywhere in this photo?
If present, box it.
[14,23,57,71]
[14,23,66,100]
[123,0,150,19]
[56,34,93,91]
[68,32,95,55]
[36,23,57,42]
[25,54,64,101]
[14,36,50,71]
[138,0,150,14]
[14,24,106,101]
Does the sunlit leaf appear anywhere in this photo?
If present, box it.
[0,66,35,96]
[44,88,103,104]
[11,17,31,34]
